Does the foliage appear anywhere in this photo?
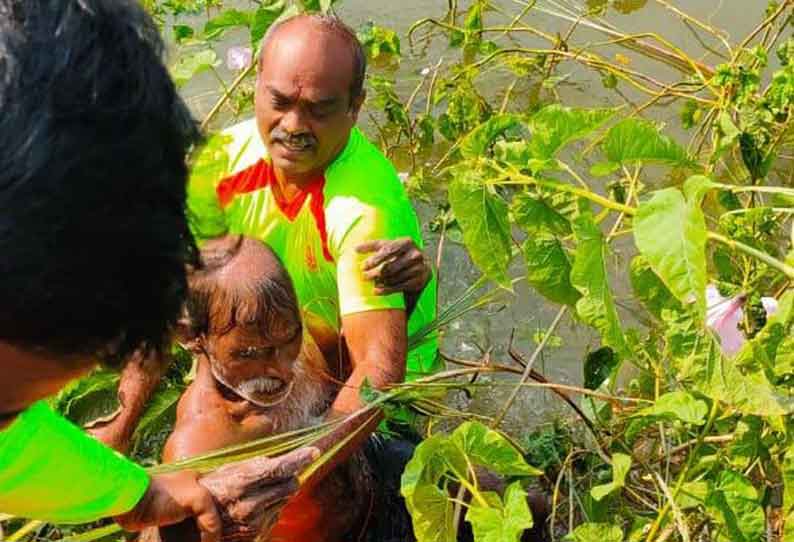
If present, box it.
[21,2,794,542]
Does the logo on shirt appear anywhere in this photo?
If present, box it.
[305,244,318,272]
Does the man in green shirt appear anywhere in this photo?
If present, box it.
[0,0,312,538]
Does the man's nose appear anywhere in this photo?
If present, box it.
[279,107,311,136]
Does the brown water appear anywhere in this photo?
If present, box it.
[182,0,774,435]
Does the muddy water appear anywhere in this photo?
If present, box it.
[182,0,773,435]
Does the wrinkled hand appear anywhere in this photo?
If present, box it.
[116,447,318,542]
[357,238,431,296]
[199,447,319,541]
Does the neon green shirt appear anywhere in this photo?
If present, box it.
[188,120,440,379]
[0,401,149,522]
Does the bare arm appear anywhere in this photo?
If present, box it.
[300,308,407,492]
[89,350,169,453]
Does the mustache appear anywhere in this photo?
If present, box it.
[209,363,294,408]
[270,128,317,149]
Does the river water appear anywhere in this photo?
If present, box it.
[182,0,773,435]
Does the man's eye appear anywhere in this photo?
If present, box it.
[238,347,258,359]
[271,98,290,110]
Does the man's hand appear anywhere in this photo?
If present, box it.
[116,447,318,542]
[199,447,319,540]
[357,238,431,296]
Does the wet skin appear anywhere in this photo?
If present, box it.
[154,320,372,542]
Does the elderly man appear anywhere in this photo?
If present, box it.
[183,12,441,537]
[0,0,314,539]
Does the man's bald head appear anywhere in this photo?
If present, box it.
[260,14,366,101]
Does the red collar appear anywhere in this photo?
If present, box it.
[216,159,333,262]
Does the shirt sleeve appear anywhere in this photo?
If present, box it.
[0,401,149,524]
[333,205,406,317]
[186,133,234,243]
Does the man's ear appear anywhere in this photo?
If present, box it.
[174,307,203,354]
[349,90,366,123]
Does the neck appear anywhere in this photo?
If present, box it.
[273,166,323,191]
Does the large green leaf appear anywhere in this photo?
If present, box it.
[584,347,618,390]
[511,193,572,236]
[735,291,794,371]
[526,105,615,160]
[633,391,708,425]
[571,214,630,357]
[52,370,120,427]
[171,49,219,88]
[401,435,460,542]
[466,482,534,542]
[681,329,794,416]
[450,421,542,477]
[634,184,708,318]
[131,387,183,462]
[251,1,288,48]
[460,115,523,158]
[564,523,623,542]
[590,453,632,501]
[523,236,581,306]
[783,449,794,541]
[629,255,682,318]
[705,471,765,542]
[448,172,513,287]
[203,9,252,40]
[600,118,692,168]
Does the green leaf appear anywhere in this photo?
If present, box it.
[171,49,219,88]
[526,105,615,160]
[251,1,287,48]
[406,483,457,542]
[634,391,708,425]
[52,370,120,427]
[634,184,708,317]
[450,421,542,476]
[590,453,631,501]
[571,213,630,357]
[173,24,195,43]
[629,255,682,318]
[735,291,794,371]
[523,236,581,306]
[494,141,531,166]
[460,115,523,158]
[131,387,183,461]
[590,162,621,178]
[584,347,618,390]
[466,482,534,542]
[203,9,251,40]
[448,172,513,287]
[602,118,691,167]
[705,471,765,542]
[564,523,623,542]
[511,193,571,236]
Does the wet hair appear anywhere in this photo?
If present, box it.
[182,236,300,341]
[0,0,201,365]
[260,13,367,101]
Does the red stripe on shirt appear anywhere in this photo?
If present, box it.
[215,159,334,262]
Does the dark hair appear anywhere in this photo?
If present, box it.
[0,0,201,364]
[260,13,367,101]
[182,236,300,341]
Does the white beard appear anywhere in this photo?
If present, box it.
[210,332,333,434]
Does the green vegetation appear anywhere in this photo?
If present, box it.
[8,1,794,541]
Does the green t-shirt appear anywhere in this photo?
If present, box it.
[188,120,441,379]
[0,401,149,523]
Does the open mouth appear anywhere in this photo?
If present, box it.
[278,140,315,155]
[240,377,295,408]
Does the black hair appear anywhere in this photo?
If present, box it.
[260,13,367,101]
[0,0,201,365]
[182,236,300,341]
